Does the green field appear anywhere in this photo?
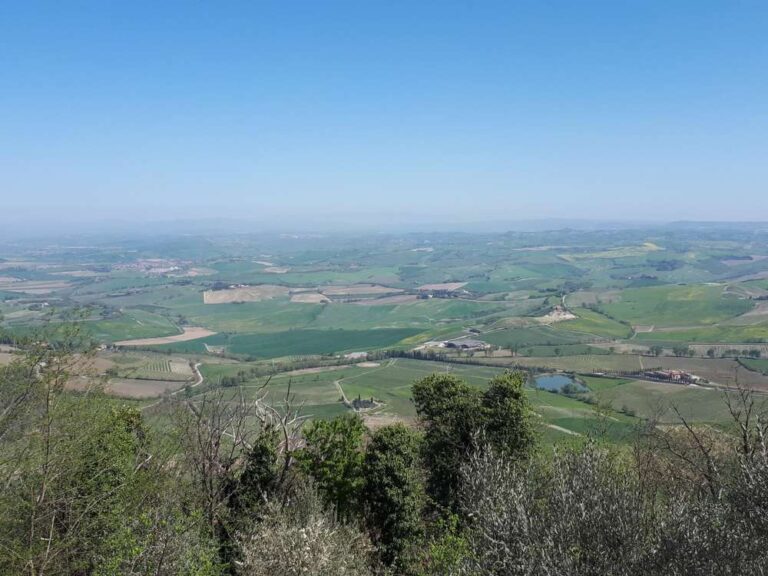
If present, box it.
[739,358,768,375]
[555,308,633,339]
[5,225,768,439]
[600,285,753,327]
[84,309,180,342]
[196,358,639,442]
[579,375,632,392]
[594,379,748,424]
[484,354,643,373]
[482,325,590,348]
[156,328,421,358]
[635,324,768,344]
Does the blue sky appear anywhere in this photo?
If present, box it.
[1,1,767,229]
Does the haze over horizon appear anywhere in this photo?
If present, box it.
[2,1,767,228]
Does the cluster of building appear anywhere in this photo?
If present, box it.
[641,369,701,384]
[416,282,469,299]
[113,258,187,275]
[443,338,490,351]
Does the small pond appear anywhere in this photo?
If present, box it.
[534,374,587,393]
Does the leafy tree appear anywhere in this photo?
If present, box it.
[481,371,536,459]
[296,414,366,519]
[412,371,534,510]
[238,480,375,576]
[363,424,424,572]
[412,374,483,509]
[0,347,221,575]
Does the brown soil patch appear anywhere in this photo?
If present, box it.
[321,284,402,296]
[352,294,418,306]
[264,266,290,274]
[55,270,103,277]
[363,413,406,431]
[280,365,352,376]
[0,352,16,365]
[291,292,331,304]
[204,285,289,304]
[0,280,72,294]
[722,255,768,267]
[356,362,381,368]
[170,361,194,375]
[115,326,216,346]
[417,282,467,291]
[537,308,577,324]
[107,378,186,398]
[178,267,217,277]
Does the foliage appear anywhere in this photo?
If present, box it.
[0,341,221,575]
[363,423,425,571]
[237,481,375,576]
[412,373,484,509]
[295,414,367,519]
[412,371,535,509]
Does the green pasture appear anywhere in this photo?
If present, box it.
[482,325,590,348]
[740,358,768,375]
[196,358,639,441]
[85,309,180,342]
[579,375,632,392]
[594,380,747,424]
[600,284,753,327]
[635,324,768,344]
[491,354,643,373]
[555,308,633,339]
[156,328,421,358]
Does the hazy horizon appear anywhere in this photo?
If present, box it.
[2,1,767,226]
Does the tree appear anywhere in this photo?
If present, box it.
[412,374,483,509]
[0,337,221,575]
[412,371,535,510]
[481,371,536,459]
[650,345,664,357]
[295,414,366,519]
[238,480,375,576]
[363,424,425,572]
[672,345,692,357]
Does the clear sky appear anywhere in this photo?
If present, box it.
[1,1,767,230]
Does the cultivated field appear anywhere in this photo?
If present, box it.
[203,285,289,303]
[115,326,216,346]
[107,377,188,398]
[4,225,768,435]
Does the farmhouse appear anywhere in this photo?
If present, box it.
[417,282,469,298]
[642,370,701,384]
[444,338,489,351]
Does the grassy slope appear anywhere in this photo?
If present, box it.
[601,284,753,327]
[197,358,639,442]
[554,308,633,339]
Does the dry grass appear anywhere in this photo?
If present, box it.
[290,292,331,304]
[203,285,289,303]
[353,294,418,306]
[321,284,402,296]
[0,279,72,294]
[264,266,290,274]
[115,326,216,346]
[106,378,187,398]
[417,282,467,291]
